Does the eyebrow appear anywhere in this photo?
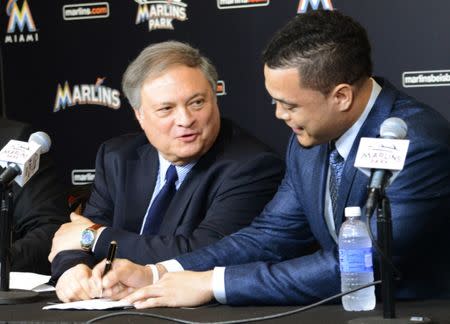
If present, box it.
[151,101,174,109]
[272,97,296,106]
[186,92,207,102]
[151,92,207,108]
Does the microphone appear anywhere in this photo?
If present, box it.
[0,131,51,188]
[364,117,408,217]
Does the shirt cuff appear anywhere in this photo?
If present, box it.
[92,226,106,252]
[159,259,184,272]
[212,267,227,304]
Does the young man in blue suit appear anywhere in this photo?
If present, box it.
[50,41,284,302]
[93,10,449,306]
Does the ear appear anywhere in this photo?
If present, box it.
[134,107,144,126]
[330,83,353,112]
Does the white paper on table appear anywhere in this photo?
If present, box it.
[10,272,55,292]
[43,298,133,310]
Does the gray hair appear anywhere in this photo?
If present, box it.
[122,41,218,109]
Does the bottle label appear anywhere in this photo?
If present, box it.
[339,247,373,273]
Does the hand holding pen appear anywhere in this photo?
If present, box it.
[97,240,116,298]
[92,257,154,300]
[104,240,117,275]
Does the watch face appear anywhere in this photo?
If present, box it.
[80,229,95,247]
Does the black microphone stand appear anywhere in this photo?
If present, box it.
[349,184,431,323]
[0,182,38,304]
[376,193,395,319]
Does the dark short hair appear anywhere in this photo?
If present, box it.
[122,41,218,109]
[262,10,372,94]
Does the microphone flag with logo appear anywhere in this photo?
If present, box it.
[0,131,51,188]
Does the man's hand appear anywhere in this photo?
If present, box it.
[122,271,214,308]
[91,258,154,300]
[49,213,95,261]
[55,264,98,302]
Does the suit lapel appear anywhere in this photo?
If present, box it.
[157,126,225,234]
[335,147,360,231]
[158,161,208,234]
[307,144,337,245]
[124,145,158,233]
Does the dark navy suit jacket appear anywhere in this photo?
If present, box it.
[51,119,284,279]
[176,79,450,305]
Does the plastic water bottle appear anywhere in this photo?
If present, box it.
[338,206,376,311]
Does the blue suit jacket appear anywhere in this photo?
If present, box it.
[177,79,450,305]
[51,119,284,280]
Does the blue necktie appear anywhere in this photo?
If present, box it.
[329,143,345,222]
[142,165,178,235]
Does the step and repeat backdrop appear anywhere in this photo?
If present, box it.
[1,0,449,186]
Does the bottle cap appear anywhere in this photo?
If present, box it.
[345,206,361,217]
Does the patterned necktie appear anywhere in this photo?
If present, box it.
[142,165,178,235]
[328,142,345,222]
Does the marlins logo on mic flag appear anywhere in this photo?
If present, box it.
[0,132,51,187]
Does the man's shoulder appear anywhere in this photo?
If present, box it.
[215,119,279,159]
[99,132,150,158]
[372,78,449,142]
[388,89,450,142]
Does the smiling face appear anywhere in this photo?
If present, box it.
[135,65,220,165]
[264,65,353,148]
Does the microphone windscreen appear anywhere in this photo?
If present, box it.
[28,131,51,154]
[380,117,408,139]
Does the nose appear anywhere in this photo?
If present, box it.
[275,104,289,121]
[175,106,195,128]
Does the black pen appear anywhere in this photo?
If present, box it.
[98,241,116,298]
[104,240,117,276]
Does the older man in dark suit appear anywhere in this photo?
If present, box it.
[0,117,69,274]
[50,41,284,302]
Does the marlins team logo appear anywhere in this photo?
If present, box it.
[134,0,188,32]
[216,80,227,96]
[402,70,450,88]
[71,169,96,185]
[217,0,269,10]
[297,0,333,13]
[63,2,110,21]
[54,77,121,112]
[4,0,39,43]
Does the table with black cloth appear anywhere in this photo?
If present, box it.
[0,292,448,323]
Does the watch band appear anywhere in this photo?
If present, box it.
[89,223,103,231]
[80,223,103,251]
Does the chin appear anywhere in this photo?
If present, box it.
[174,150,202,164]
[296,135,321,149]
[296,135,311,147]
